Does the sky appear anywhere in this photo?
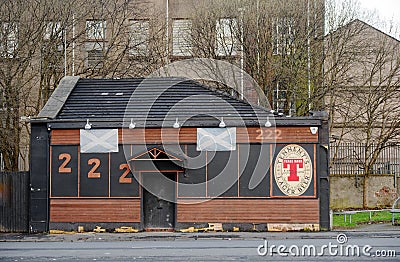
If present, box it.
[358,0,400,37]
[360,0,399,21]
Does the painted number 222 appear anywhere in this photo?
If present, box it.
[58,153,132,183]
[255,129,282,140]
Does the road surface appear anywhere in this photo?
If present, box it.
[1,236,399,261]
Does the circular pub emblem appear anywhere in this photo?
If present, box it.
[274,144,313,196]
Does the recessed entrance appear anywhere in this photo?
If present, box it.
[129,147,183,231]
[142,171,176,230]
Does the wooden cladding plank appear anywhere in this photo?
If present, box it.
[177,199,319,223]
[51,130,80,145]
[50,199,140,222]
[120,128,195,144]
[242,127,318,143]
[52,127,317,145]
[0,172,29,232]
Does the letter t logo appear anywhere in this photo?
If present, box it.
[283,159,303,181]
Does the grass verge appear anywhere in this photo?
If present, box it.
[333,210,400,228]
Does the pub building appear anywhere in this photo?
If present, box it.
[29,76,330,232]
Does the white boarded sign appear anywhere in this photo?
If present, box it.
[197,128,236,151]
[80,129,118,153]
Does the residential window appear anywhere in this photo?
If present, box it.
[41,44,64,71]
[215,18,238,56]
[87,49,104,69]
[0,22,18,58]
[43,21,63,54]
[129,20,149,56]
[273,82,296,116]
[86,20,106,40]
[44,21,62,40]
[272,17,295,55]
[172,19,192,56]
[85,20,105,69]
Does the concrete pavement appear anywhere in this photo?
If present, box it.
[1,223,399,243]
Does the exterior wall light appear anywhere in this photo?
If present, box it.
[173,118,180,128]
[84,119,92,130]
[265,117,272,127]
[310,126,318,135]
[219,117,226,128]
[129,119,136,129]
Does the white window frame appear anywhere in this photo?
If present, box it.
[215,18,238,56]
[172,19,192,56]
[0,22,18,58]
[129,20,149,56]
[272,17,295,55]
[44,21,62,40]
[274,82,296,116]
[86,20,106,40]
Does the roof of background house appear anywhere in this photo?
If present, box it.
[36,76,322,128]
[326,19,400,43]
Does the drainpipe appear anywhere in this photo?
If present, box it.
[165,0,169,66]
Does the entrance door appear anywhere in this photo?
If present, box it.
[142,172,176,230]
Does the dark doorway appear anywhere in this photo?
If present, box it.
[142,172,176,230]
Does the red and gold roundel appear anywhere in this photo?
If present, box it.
[274,144,313,196]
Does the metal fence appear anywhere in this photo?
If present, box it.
[0,171,29,232]
[330,142,400,176]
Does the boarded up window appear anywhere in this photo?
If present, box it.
[172,19,192,56]
[87,49,104,69]
[129,20,149,56]
[215,18,238,56]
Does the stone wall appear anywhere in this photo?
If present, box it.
[330,175,398,209]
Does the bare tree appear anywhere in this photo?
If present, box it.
[0,0,48,171]
[0,0,168,171]
[35,0,168,110]
[184,0,324,115]
[325,0,400,208]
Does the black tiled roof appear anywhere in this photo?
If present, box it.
[54,77,273,127]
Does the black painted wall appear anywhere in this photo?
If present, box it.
[29,123,49,233]
[48,142,321,199]
[318,114,331,230]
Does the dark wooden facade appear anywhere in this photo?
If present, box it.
[30,77,330,232]
[0,172,30,232]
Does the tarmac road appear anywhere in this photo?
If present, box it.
[1,237,400,261]
[1,225,400,261]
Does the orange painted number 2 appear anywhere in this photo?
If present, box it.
[88,158,101,178]
[119,164,132,184]
[58,153,72,173]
